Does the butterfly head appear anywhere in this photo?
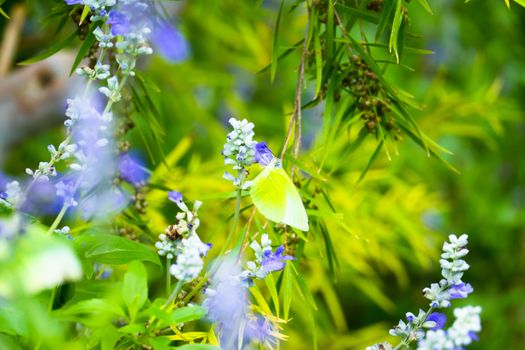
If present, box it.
[254,142,282,169]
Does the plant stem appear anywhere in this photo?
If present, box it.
[392,306,435,350]
[182,275,208,305]
[47,203,69,234]
[218,185,242,257]
[166,257,172,296]
[48,285,59,312]
[164,280,184,308]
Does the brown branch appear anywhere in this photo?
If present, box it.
[280,3,311,161]
[0,4,26,77]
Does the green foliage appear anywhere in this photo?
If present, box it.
[1,0,524,348]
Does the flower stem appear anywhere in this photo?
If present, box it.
[164,280,184,308]
[218,186,242,257]
[47,203,69,234]
[48,285,59,312]
[182,274,208,305]
[392,306,435,350]
[166,257,172,296]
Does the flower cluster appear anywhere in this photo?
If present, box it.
[241,233,294,283]
[423,234,473,308]
[203,258,281,348]
[222,118,257,188]
[418,306,482,350]
[155,192,210,282]
[0,181,23,208]
[367,234,479,350]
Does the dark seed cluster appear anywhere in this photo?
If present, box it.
[341,55,401,137]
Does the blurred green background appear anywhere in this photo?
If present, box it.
[1,0,524,348]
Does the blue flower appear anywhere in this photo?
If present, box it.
[64,0,83,4]
[448,282,473,299]
[55,180,78,207]
[468,331,479,342]
[107,10,130,36]
[168,191,183,203]
[245,315,278,346]
[254,142,275,167]
[118,153,149,186]
[261,245,294,273]
[0,192,7,200]
[151,21,189,63]
[203,258,248,348]
[426,312,447,330]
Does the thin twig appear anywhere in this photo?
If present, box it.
[280,3,311,161]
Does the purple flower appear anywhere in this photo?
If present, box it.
[468,331,479,342]
[107,10,130,36]
[168,191,183,203]
[261,245,294,273]
[254,142,275,167]
[427,312,447,330]
[203,258,248,348]
[118,153,149,186]
[448,283,473,299]
[55,180,78,207]
[151,21,189,63]
[64,0,83,4]
[0,192,7,200]
[245,315,277,346]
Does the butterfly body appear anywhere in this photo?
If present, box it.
[250,159,309,231]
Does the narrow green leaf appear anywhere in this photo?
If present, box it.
[335,4,379,24]
[79,5,90,24]
[326,0,335,64]
[0,6,9,19]
[282,264,293,320]
[69,26,96,76]
[397,122,460,174]
[313,24,323,98]
[265,273,280,317]
[389,0,403,63]
[357,140,383,184]
[270,0,286,82]
[18,31,77,65]
[415,0,433,13]
[375,0,395,40]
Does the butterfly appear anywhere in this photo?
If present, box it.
[249,142,309,231]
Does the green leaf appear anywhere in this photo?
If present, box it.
[69,25,97,76]
[335,4,379,24]
[281,264,293,320]
[18,31,77,65]
[313,24,323,98]
[79,5,90,24]
[170,306,208,324]
[123,261,148,320]
[74,234,161,266]
[0,6,9,19]
[389,0,404,63]
[376,0,396,40]
[357,140,383,184]
[270,0,285,82]
[415,0,433,13]
[176,345,221,350]
[264,272,280,317]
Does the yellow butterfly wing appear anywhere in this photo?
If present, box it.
[250,163,309,231]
